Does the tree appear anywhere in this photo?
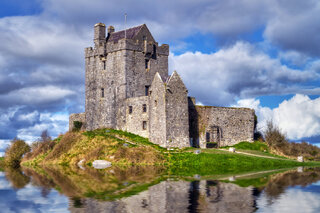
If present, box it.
[40,130,51,142]
[4,138,30,168]
[264,121,287,148]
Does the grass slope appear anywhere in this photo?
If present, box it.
[22,129,320,176]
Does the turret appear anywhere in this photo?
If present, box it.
[94,23,106,47]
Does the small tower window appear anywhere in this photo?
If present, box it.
[101,88,104,98]
[206,132,210,142]
[103,61,106,70]
[145,59,150,70]
[143,36,147,41]
[154,100,158,106]
[143,104,147,112]
[145,85,150,96]
[142,121,147,130]
[129,106,133,114]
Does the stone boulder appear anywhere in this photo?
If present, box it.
[92,160,112,169]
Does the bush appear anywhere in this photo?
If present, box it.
[73,121,83,132]
[4,139,30,167]
[264,121,320,160]
[24,130,55,161]
[264,121,287,148]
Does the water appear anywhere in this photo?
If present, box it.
[1,166,320,213]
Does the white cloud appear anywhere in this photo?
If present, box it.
[274,94,320,139]
[264,0,320,57]
[17,112,69,143]
[235,94,320,140]
[170,42,319,106]
[257,187,320,213]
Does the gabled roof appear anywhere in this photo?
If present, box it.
[107,25,144,43]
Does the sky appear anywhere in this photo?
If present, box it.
[0,0,319,153]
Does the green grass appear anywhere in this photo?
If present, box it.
[166,152,320,177]
[235,149,287,159]
[221,141,286,159]
[23,129,320,174]
[223,141,269,151]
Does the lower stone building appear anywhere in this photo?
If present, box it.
[69,22,255,148]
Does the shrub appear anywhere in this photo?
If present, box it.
[264,121,287,148]
[264,121,320,160]
[24,130,55,161]
[4,139,30,167]
[73,121,83,132]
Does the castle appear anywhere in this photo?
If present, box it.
[69,23,255,148]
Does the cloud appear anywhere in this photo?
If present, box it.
[0,0,319,144]
[170,42,319,106]
[257,187,320,213]
[235,94,320,141]
[264,0,320,57]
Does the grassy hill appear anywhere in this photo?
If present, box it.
[21,129,320,176]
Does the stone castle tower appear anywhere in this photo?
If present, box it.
[69,23,255,148]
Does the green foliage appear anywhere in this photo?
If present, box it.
[232,141,269,152]
[4,139,30,167]
[73,121,83,132]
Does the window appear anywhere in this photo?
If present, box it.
[103,61,106,70]
[129,106,133,114]
[152,44,157,59]
[145,85,150,96]
[101,88,104,98]
[142,121,147,130]
[143,36,147,41]
[145,59,149,69]
[206,132,210,142]
[154,100,157,106]
[143,104,147,112]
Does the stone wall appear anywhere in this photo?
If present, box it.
[69,113,86,131]
[149,73,167,147]
[84,24,169,132]
[189,103,255,148]
[125,96,149,138]
[165,72,190,148]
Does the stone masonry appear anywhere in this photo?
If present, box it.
[69,22,255,148]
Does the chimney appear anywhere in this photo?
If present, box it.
[108,26,115,34]
[94,23,106,47]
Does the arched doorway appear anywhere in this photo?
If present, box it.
[205,126,222,148]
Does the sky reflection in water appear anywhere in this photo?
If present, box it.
[0,167,320,213]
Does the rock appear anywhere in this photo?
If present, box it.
[105,130,110,133]
[194,150,201,154]
[297,156,304,162]
[92,160,112,169]
[297,167,304,173]
[77,159,86,170]
[229,176,236,181]
[123,143,129,147]
[229,147,236,153]
[194,174,201,179]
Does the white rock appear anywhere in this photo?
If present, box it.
[92,160,112,169]
[77,159,86,170]
[194,150,201,154]
[297,156,304,162]
[229,147,236,153]
[297,167,304,173]
[229,176,236,181]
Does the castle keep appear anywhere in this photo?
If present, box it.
[69,23,255,148]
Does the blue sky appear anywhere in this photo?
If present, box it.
[0,0,319,150]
